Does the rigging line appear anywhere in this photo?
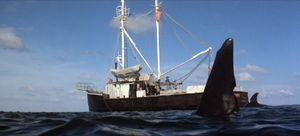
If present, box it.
[178,51,210,83]
[180,52,208,83]
[90,28,119,85]
[208,51,212,76]
[161,11,193,56]
[126,36,140,63]
[183,52,209,82]
[127,9,155,27]
[162,10,210,48]
[122,28,157,75]
[103,96,113,112]
[105,27,117,81]
[145,19,155,71]
[108,32,121,79]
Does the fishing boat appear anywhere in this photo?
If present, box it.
[76,0,249,112]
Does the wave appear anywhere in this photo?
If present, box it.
[0,105,300,135]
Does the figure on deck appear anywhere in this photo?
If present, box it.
[162,76,171,90]
[107,78,113,84]
[173,80,182,90]
[148,74,157,95]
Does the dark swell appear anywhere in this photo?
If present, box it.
[0,105,300,136]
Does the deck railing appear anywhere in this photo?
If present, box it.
[76,82,96,92]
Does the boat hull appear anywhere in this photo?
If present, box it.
[87,91,248,112]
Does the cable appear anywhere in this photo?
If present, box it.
[162,10,210,48]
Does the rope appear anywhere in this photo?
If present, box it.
[127,9,154,27]
[126,36,140,63]
[126,37,153,70]
[162,10,210,48]
[208,51,212,75]
[177,51,210,83]
[103,28,120,91]
[108,32,120,76]
[160,9,212,82]
[161,11,193,56]
[103,96,113,112]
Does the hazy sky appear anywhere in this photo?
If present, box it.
[1,0,300,112]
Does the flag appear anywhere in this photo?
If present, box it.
[154,10,161,21]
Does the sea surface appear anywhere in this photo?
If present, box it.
[1,105,300,136]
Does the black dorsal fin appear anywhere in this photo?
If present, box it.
[245,93,266,107]
[196,38,239,116]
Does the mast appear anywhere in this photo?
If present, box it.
[155,0,161,80]
[121,0,125,70]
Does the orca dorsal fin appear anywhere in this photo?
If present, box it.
[250,93,259,103]
[245,93,266,107]
[195,38,239,116]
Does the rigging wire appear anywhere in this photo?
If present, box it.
[162,10,210,48]
[159,9,212,82]
[208,51,212,75]
[177,51,210,83]
[106,5,212,83]
[126,36,140,63]
[108,31,121,78]
[148,18,156,75]
[161,10,193,56]
[127,9,155,27]
[126,36,155,75]
[106,7,122,81]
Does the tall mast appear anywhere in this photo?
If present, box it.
[155,0,161,80]
[121,0,126,70]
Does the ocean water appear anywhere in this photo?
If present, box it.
[1,105,300,136]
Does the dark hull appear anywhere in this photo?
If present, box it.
[87,91,248,112]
